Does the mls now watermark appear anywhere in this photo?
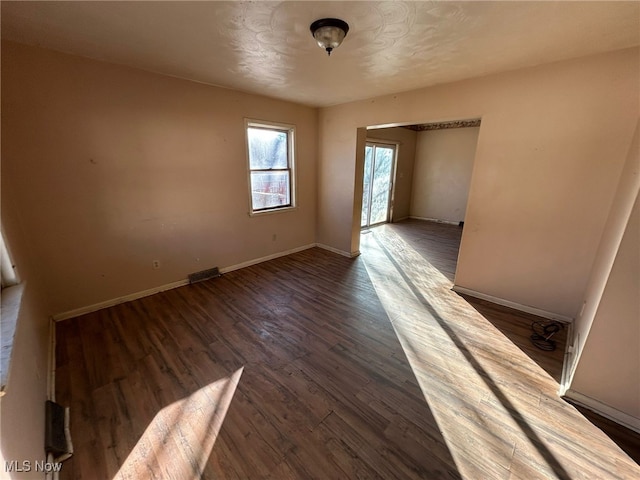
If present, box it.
[5,460,63,473]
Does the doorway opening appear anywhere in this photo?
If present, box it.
[355,120,481,281]
[361,142,396,228]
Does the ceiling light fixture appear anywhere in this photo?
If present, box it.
[310,18,349,56]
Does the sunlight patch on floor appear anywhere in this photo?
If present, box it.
[360,227,568,479]
[114,367,243,480]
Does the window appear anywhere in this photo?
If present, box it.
[1,229,20,395]
[0,231,17,289]
[245,120,295,214]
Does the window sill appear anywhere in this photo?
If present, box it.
[249,206,298,217]
[1,282,25,396]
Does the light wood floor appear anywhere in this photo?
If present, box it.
[55,219,639,479]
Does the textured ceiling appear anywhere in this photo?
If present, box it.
[2,1,639,107]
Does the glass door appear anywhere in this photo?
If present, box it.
[361,142,396,228]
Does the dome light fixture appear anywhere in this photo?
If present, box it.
[310,18,349,56]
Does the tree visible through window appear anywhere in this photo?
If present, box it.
[246,121,295,214]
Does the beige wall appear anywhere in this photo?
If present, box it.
[565,120,640,425]
[1,193,51,472]
[410,127,479,223]
[570,193,639,422]
[1,41,318,317]
[0,287,50,475]
[366,127,417,222]
[318,48,639,319]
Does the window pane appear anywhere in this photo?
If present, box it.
[361,145,373,227]
[370,146,393,225]
[250,171,291,210]
[247,127,288,169]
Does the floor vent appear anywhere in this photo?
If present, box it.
[188,267,221,284]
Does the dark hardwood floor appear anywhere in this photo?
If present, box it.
[55,219,639,479]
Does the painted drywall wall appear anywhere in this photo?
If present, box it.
[0,287,50,476]
[366,127,417,222]
[1,202,51,475]
[1,41,318,317]
[569,192,639,423]
[410,127,479,224]
[562,119,640,427]
[317,48,639,319]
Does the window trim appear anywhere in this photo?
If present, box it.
[245,119,296,216]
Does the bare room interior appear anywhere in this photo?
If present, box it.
[1,2,638,479]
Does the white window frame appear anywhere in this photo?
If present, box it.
[245,119,296,216]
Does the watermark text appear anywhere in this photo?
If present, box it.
[5,460,63,473]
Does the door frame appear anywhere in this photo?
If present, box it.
[361,139,399,228]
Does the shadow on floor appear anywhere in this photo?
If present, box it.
[460,295,567,384]
[568,401,640,465]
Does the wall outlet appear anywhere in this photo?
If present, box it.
[152,260,161,269]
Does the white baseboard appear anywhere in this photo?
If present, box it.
[53,244,321,322]
[452,285,574,323]
[563,389,640,434]
[316,243,359,258]
[52,278,190,321]
[219,243,317,274]
[409,216,461,226]
[558,321,575,396]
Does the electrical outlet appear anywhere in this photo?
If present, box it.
[152,260,161,269]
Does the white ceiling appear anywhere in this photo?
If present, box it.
[2,1,639,107]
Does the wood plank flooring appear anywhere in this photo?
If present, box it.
[55,219,639,479]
